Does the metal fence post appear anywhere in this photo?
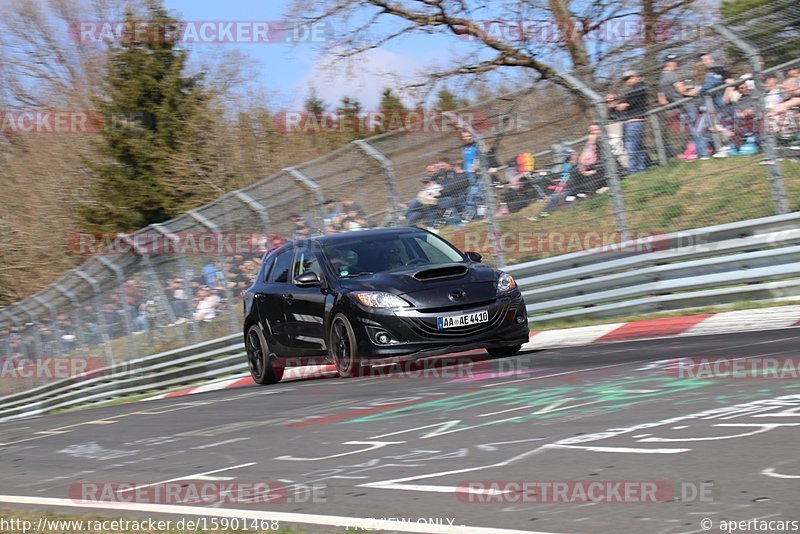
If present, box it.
[557,72,630,236]
[353,139,402,226]
[96,256,139,360]
[712,23,788,214]
[703,95,724,153]
[150,223,200,344]
[444,111,506,268]
[649,115,668,166]
[284,167,327,234]
[74,269,114,367]
[32,294,62,357]
[186,212,240,332]
[53,283,84,356]
[118,235,184,341]
[234,190,271,234]
[18,304,44,373]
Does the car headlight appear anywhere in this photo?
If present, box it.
[497,271,517,293]
[353,291,410,308]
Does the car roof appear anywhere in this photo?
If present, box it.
[294,227,428,246]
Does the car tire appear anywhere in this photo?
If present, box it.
[246,324,284,385]
[329,314,370,378]
[487,344,522,358]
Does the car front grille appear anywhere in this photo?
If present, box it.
[405,303,508,338]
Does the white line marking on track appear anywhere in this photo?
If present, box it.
[190,437,251,450]
[762,468,800,479]
[0,494,557,534]
[545,444,691,454]
[115,463,256,494]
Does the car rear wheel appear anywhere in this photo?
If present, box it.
[487,344,522,358]
[246,324,284,385]
[329,314,369,377]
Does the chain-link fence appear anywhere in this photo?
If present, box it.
[1,2,799,394]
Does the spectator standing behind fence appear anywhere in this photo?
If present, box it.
[684,60,712,161]
[605,92,628,170]
[714,76,759,157]
[572,124,607,194]
[699,53,728,109]
[615,70,648,174]
[659,54,699,158]
[289,213,318,238]
[460,130,483,220]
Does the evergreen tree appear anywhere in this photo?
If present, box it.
[435,87,459,111]
[721,0,800,67]
[376,87,407,133]
[336,95,364,139]
[80,0,209,231]
[304,86,326,115]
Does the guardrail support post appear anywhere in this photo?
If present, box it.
[712,23,788,215]
[284,167,327,234]
[353,140,403,226]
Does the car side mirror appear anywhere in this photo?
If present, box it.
[294,271,320,286]
[465,251,482,263]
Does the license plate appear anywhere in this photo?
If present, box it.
[437,310,489,329]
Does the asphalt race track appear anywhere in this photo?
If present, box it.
[1,329,800,533]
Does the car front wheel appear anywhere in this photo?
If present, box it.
[329,314,370,378]
[246,324,284,385]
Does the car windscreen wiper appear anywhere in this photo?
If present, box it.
[340,271,374,278]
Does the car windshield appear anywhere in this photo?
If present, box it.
[321,231,465,277]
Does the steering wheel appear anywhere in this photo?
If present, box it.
[405,258,429,267]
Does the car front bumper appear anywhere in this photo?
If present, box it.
[349,291,529,364]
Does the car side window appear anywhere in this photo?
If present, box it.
[261,255,277,282]
[269,250,293,283]
[293,248,323,280]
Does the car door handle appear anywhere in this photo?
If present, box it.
[282,294,294,304]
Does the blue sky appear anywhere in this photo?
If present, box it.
[164,0,459,111]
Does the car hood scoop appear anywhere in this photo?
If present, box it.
[412,264,469,281]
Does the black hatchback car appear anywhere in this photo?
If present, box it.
[243,227,529,383]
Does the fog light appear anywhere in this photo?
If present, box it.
[376,332,391,344]
[515,314,526,324]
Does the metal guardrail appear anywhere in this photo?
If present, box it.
[506,211,800,322]
[2,212,800,421]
